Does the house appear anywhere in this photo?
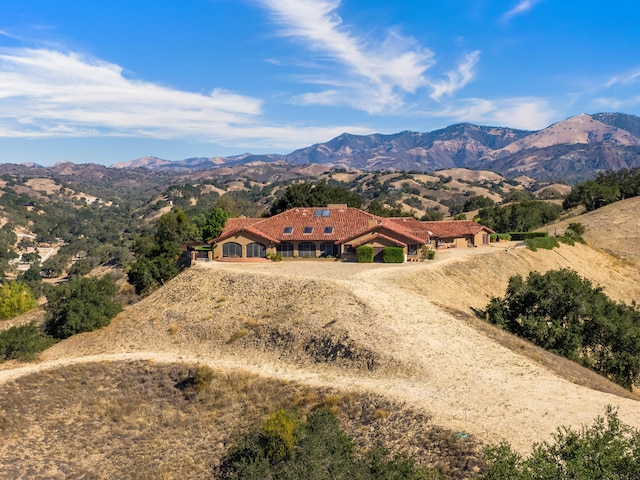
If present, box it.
[208,204,494,262]
[421,220,494,248]
[209,204,428,261]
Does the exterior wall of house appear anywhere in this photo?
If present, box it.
[212,232,272,259]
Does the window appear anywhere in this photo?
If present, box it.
[344,244,355,255]
[407,244,418,256]
[314,209,331,217]
[298,242,316,258]
[283,226,293,234]
[303,226,313,234]
[277,242,294,257]
[324,226,333,234]
[246,242,266,258]
[222,242,242,258]
[320,242,338,258]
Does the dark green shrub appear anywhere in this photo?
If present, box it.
[44,275,122,340]
[524,237,559,251]
[382,247,404,263]
[485,269,640,389]
[426,249,436,260]
[481,407,640,479]
[0,322,56,362]
[217,407,435,480]
[356,246,374,263]
[508,232,548,241]
[557,235,575,246]
[566,222,586,236]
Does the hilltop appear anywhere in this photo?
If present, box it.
[2,230,640,477]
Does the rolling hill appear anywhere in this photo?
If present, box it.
[1,221,640,477]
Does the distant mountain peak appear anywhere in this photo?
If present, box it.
[104,112,640,182]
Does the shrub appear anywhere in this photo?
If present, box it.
[524,236,559,251]
[490,233,512,242]
[481,407,640,479]
[0,322,55,362]
[508,231,548,241]
[485,269,640,389]
[217,407,434,479]
[356,246,374,263]
[566,222,586,236]
[382,247,404,263]
[266,252,283,262]
[557,235,575,246]
[426,249,436,260]
[0,282,38,320]
[44,275,122,340]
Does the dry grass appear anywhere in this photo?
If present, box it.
[0,361,484,479]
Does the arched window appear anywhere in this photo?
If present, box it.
[298,242,316,258]
[277,242,294,258]
[222,242,242,258]
[319,242,338,258]
[246,242,266,258]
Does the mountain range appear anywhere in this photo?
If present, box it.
[4,113,640,182]
[111,112,640,181]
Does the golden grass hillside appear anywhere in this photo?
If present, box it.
[2,219,640,477]
[0,361,482,479]
[543,196,640,263]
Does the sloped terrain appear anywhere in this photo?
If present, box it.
[543,196,640,263]
[1,227,640,477]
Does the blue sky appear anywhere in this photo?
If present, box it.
[1,0,639,165]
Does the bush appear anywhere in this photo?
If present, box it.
[0,282,38,320]
[485,269,640,389]
[566,222,586,236]
[0,322,55,362]
[557,235,575,246]
[490,233,513,242]
[382,247,404,263]
[426,249,436,260]
[217,407,434,479]
[44,275,122,340]
[481,407,640,479]
[508,232,548,241]
[356,246,374,263]
[524,236,559,251]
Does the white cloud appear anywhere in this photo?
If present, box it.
[0,47,378,149]
[422,97,557,130]
[430,51,480,101]
[0,48,265,138]
[501,0,541,22]
[603,70,640,88]
[258,0,437,113]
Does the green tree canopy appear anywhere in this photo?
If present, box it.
[270,180,362,215]
[44,275,121,339]
[486,269,640,389]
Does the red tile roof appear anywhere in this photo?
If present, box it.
[211,206,425,245]
[421,220,494,238]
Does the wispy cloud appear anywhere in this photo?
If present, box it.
[501,0,541,22]
[422,97,557,130]
[258,0,452,113]
[603,70,640,88]
[430,51,480,101]
[0,47,376,148]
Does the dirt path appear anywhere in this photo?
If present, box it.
[2,249,639,454]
